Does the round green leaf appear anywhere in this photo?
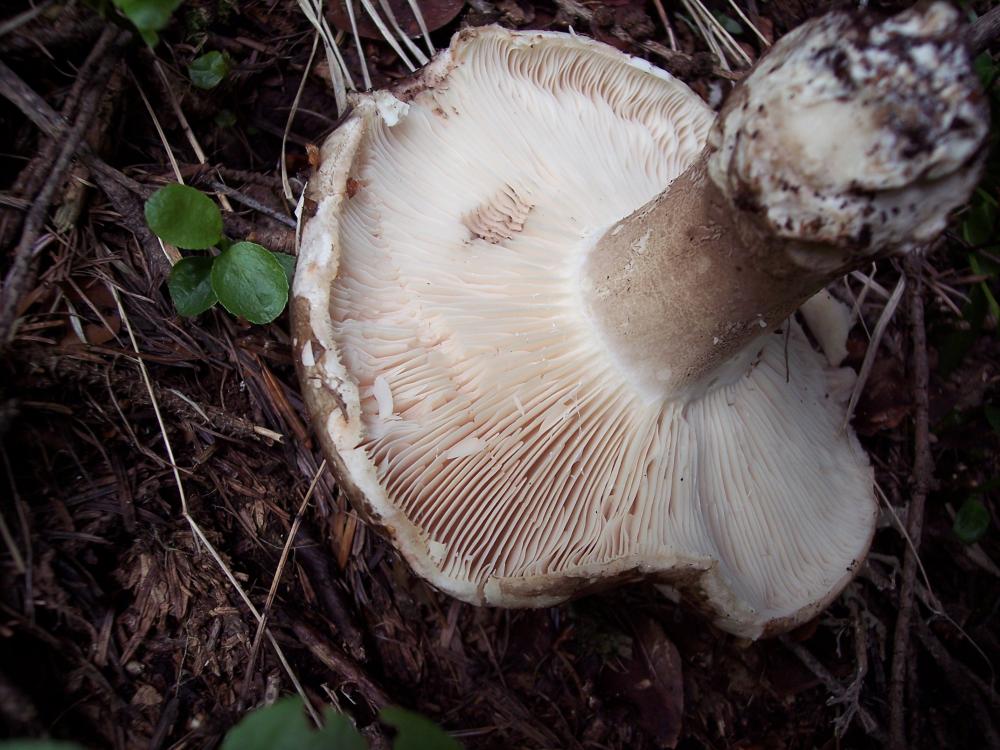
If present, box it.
[145,184,223,249]
[189,51,230,90]
[168,256,218,316]
[111,0,183,34]
[211,242,288,324]
[220,697,364,750]
[380,706,460,750]
[272,252,297,286]
[954,498,990,545]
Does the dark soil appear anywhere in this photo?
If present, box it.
[1,0,999,748]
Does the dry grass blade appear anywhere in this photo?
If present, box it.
[108,283,323,728]
[0,0,55,38]
[239,459,328,707]
[842,273,906,431]
[131,71,183,265]
[297,0,352,112]
[152,60,233,212]
[341,0,374,89]
[0,479,26,575]
[358,0,419,72]
[724,0,769,46]
[678,0,730,72]
[403,0,435,56]
[850,268,892,299]
[376,0,429,66]
[651,0,679,50]
[132,72,182,184]
[1,446,31,620]
[283,33,321,202]
[681,0,752,68]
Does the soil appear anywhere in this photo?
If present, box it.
[1,0,999,748]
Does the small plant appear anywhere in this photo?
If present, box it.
[144,183,295,324]
[110,0,183,45]
[221,697,460,750]
[954,496,991,544]
[0,698,460,750]
[189,51,231,89]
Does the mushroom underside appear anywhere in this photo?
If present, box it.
[293,28,877,638]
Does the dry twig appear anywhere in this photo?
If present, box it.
[0,48,120,354]
[888,254,933,750]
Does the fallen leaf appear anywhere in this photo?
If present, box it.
[600,615,684,747]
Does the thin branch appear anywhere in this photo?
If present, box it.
[888,254,933,750]
[207,182,297,228]
[0,0,56,38]
[780,635,885,742]
[0,53,117,353]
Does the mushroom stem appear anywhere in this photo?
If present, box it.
[582,2,988,399]
[583,152,828,398]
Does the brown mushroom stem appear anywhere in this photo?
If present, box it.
[583,2,988,399]
[582,152,836,398]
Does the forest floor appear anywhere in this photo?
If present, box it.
[1,0,999,747]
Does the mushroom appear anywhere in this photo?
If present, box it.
[292,3,988,637]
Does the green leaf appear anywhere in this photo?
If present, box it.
[220,697,312,750]
[145,184,223,249]
[317,710,367,750]
[969,254,1000,323]
[211,241,288,324]
[962,193,997,247]
[220,697,365,750]
[111,0,182,40]
[954,498,991,544]
[715,12,743,35]
[380,707,460,750]
[188,51,230,89]
[273,252,296,286]
[974,51,998,89]
[168,256,218,316]
[214,109,237,128]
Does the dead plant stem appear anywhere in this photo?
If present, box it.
[888,254,933,750]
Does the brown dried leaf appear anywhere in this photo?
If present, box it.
[601,616,684,747]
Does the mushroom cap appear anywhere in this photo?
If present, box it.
[292,26,876,638]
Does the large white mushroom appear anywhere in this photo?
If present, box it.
[292,3,988,638]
